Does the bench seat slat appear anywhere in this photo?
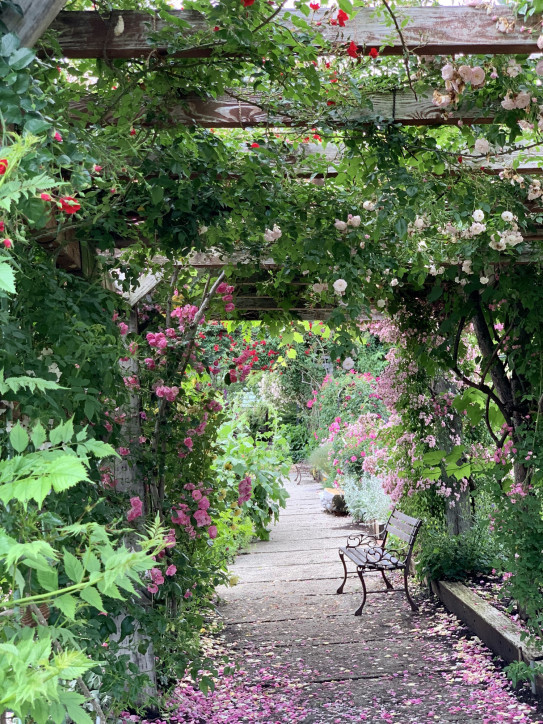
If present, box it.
[340,546,404,569]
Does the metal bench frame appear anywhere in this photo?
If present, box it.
[336,509,422,616]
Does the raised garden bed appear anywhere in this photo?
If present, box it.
[431,580,543,696]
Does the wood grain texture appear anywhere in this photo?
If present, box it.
[50,7,537,59]
[2,0,66,47]
[71,89,493,128]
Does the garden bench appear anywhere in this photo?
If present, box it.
[294,462,313,484]
[336,509,422,616]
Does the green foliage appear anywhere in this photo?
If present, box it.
[416,519,501,583]
[308,442,333,482]
[342,473,392,523]
[213,417,290,540]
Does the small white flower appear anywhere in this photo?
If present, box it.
[501,211,514,222]
[441,63,455,81]
[417,240,427,251]
[462,260,472,273]
[459,278,468,287]
[437,266,445,275]
[362,200,375,211]
[359,241,365,249]
[480,276,489,285]
[198,225,209,235]
[376,299,386,308]
[515,91,531,109]
[474,138,490,155]
[334,219,348,231]
[390,278,399,287]
[414,216,425,229]
[472,209,485,222]
[489,238,507,251]
[347,214,361,227]
[342,357,355,371]
[506,59,522,78]
[458,65,473,83]
[333,278,347,294]
[263,224,282,242]
[470,222,486,235]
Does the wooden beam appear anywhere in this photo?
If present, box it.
[50,7,536,60]
[72,89,494,128]
[2,0,66,47]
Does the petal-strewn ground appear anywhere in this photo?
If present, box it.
[168,472,543,723]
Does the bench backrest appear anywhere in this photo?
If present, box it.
[382,509,422,562]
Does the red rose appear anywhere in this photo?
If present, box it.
[0,159,8,175]
[368,47,379,58]
[337,9,348,26]
[129,128,136,136]
[249,142,260,148]
[242,0,255,5]
[347,41,358,58]
[2,238,12,248]
[309,2,320,8]
[59,196,81,214]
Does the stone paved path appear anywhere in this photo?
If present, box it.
[214,472,542,723]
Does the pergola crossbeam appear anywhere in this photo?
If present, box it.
[49,8,536,59]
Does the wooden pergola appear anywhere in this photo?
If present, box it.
[6,1,543,319]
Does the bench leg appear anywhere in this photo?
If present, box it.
[336,550,348,594]
[403,567,418,612]
[380,569,394,591]
[354,568,367,616]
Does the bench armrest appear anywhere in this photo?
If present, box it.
[346,533,380,548]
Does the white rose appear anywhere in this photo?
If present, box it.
[501,211,514,222]
[263,229,275,242]
[414,216,425,229]
[334,219,348,231]
[333,278,347,294]
[441,63,455,81]
[470,222,486,235]
[515,92,531,110]
[198,225,209,235]
[362,200,375,211]
[470,66,486,86]
[506,59,522,78]
[272,224,282,239]
[501,94,516,111]
[474,138,490,155]
[390,278,399,287]
[462,260,472,273]
[480,276,489,285]
[458,65,474,83]
[348,215,361,227]
[342,357,355,371]
[376,299,386,308]
[472,209,485,222]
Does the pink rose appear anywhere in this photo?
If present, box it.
[192,489,202,501]
[127,496,143,522]
[198,496,210,510]
[118,322,128,335]
[184,437,193,449]
[166,564,177,576]
[208,525,218,539]
[147,584,158,594]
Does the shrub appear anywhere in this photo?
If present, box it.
[308,442,333,482]
[343,473,392,523]
[416,519,502,582]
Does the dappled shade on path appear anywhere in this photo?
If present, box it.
[170,472,542,723]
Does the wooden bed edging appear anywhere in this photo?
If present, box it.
[431,580,543,696]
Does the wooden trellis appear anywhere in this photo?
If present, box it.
[4,2,543,320]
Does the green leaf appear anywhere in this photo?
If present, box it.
[9,47,35,70]
[23,116,51,135]
[9,422,29,453]
[64,550,84,583]
[0,33,19,56]
[59,691,94,724]
[50,456,89,492]
[54,593,77,620]
[0,261,16,293]
[30,421,47,449]
[37,567,58,592]
[286,348,297,359]
[53,650,96,679]
[82,548,101,573]
[79,585,103,610]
